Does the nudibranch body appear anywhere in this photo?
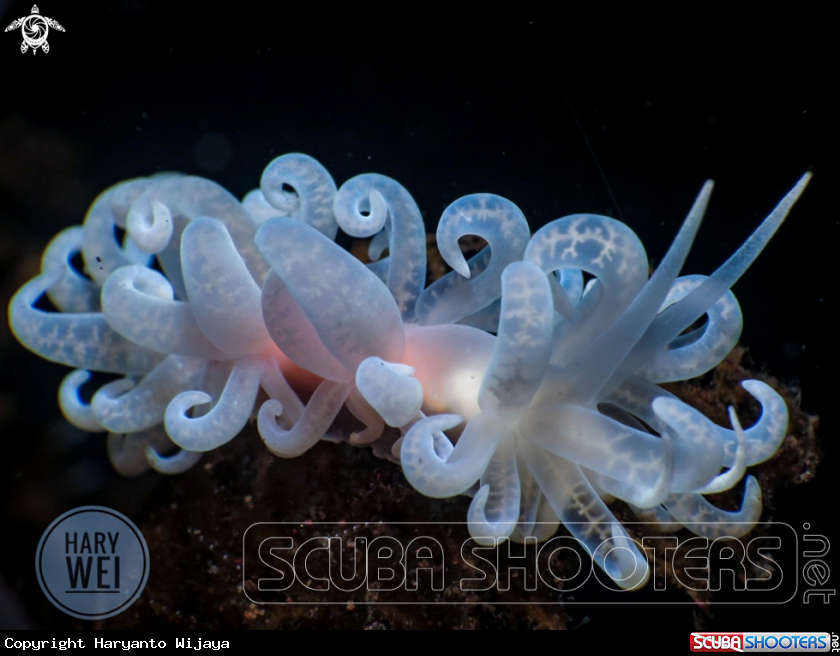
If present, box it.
[7,152,809,590]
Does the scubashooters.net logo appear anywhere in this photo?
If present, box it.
[689,633,832,652]
[4,5,65,54]
[242,520,835,604]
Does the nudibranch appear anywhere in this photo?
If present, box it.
[7,152,810,590]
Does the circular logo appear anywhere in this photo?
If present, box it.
[21,15,48,49]
[35,506,149,620]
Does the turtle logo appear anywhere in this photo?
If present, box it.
[4,5,65,55]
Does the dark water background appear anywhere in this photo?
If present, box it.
[0,0,833,631]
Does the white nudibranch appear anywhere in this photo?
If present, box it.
[7,151,810,590]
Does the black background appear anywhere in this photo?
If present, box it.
[0,0,834,632]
